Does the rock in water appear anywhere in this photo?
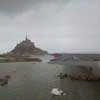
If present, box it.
[0,79,8,86]
[0,80,8,86]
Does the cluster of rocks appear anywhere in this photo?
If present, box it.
[57,73,68,79]
[57,66,100,81]
[0,75,11,86]
[69,72,100,81]
[68,65,100,81]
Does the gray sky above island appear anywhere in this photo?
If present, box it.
[0,0,100,54]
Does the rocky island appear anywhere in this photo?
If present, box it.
[0,36,48,62]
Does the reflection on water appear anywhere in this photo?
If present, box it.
[0,62,100,100]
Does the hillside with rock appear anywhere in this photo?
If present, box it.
[7,38,47,57]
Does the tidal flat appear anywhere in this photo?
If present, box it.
[0,62,100,100]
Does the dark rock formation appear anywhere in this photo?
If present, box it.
[69,72,100,81]
[69,65,100,81]
[0,80,8,86]
[57,73,68,79]
[0,75,11,86]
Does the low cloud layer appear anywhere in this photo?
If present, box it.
[0,0,100,53]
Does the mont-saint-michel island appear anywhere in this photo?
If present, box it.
[0,35,48,63]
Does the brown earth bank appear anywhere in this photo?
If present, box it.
[0,57,42,63]
[69,72,100,81]
[67,65,100,81]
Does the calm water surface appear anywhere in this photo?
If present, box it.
[0,62,100,100]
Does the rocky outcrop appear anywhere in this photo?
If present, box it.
[7,38,47,57]
[69,65,100,81]
[69,72,100,81]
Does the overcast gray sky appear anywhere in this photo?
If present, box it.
[0,0,100,53]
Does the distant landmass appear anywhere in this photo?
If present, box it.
[0,35,48,62]
[7,37,47,57]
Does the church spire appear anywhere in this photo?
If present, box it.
[26,32,28,40]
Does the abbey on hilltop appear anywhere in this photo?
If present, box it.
[7,34,48,57]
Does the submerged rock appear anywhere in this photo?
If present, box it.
[0,75,11,86]
[0,79,8,86]
[57,73,68,79]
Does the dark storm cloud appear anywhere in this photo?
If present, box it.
[0,0,70,15]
